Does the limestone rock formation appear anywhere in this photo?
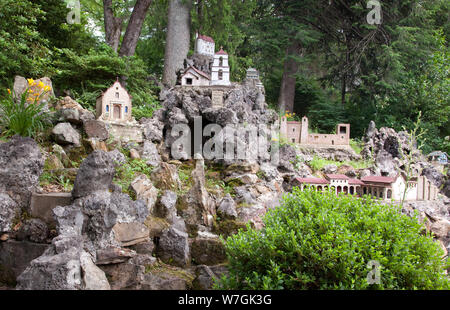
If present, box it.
[52,123,81,147]
[0,136,44,226]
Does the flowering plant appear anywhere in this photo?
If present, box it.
[0,79,52,138]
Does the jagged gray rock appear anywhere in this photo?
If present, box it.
[15,219,48,243]
[142,140,161,167]
[156,227,190,268]
[0,193,18,233]
[52,123,81,147]
[0,136,44,209]
[217,194,238,220]
[72,151,115,198]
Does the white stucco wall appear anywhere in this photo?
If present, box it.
[196,39,215,57]
[181,70,210,87]
[96,81,132,122]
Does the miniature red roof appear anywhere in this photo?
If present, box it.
[348,179,365,185]
[198,34,215,43]
[216,48,228,55]
[182,66,210,80]
[295,177,329,185]
[361,176,395,184]
[325,174,349,180]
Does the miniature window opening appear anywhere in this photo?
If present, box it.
[339,126,347,134]
[219,57,223,67]
[115,92,119,98]
[125,106,128,114]
[186,78,193,85]
[106,105,109,112]
[218,70,223,80]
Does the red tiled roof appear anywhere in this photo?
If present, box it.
[325,174,349,180]
[361,176,395,184]
[348,179,364,185]
[182,66,210,80]
[216,49,228,55]
[198,34,215,43]
[295,177,329,185]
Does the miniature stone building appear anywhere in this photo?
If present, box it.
[294,173,438,201]
[195,33,215,57]
[211,49,231,86]
[96,80,132,122]
[280,116,350,147]
[181,66,211,87]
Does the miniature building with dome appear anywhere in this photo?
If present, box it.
[96,80,132,123]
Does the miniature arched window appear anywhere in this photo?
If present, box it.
[219,57,223,67]
[106,105,109,112]
[115,92,119,98]
[218,70,223,80]
[125,106,128,114]
[387,189,392,199]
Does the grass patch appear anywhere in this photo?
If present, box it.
[350,139,364,154]
[114,158,154,198]
[309,156,373,172]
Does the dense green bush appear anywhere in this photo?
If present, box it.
[217,188,450,290]
[52,45,160,111]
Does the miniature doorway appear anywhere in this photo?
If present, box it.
[114,104,121,120]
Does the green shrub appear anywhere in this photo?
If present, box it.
[0,84,51,138]
[216,188,450,290]
[114,158,155,198]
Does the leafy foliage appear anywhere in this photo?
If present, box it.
[217,188,450,290]
[0,85,52,138]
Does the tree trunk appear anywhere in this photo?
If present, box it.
[162,0,192,87]
[278,41,301,113]
[197,0,204,33]
[103,0,123,52]
[119,0,153,57]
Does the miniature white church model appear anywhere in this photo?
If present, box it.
[181,34,231,87]
[96,80,133,123]
[211,49,231,86]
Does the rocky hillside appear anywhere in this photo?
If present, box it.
[0,78,449,290]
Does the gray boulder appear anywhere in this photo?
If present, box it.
[323,164,338,174]
[142,140,161,167]
[156,227,190,268]
[80,251,110,290]
[15,219,48,243]
[0,136,44,208]
[72,151,115,198]
[155,190,178,222]
[191,233,227,265]
[193,265,228,290]
[0,193,19,233]
[217,194,238,219]
[421,167,444,188]
[84,120,109,141]
[52,123,81,147]
[16,247,83,290]
[141,117,164,143]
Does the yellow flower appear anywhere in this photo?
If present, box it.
[38,81,45,89]
[44,85,51,92]
[27,78,35,86]
[7,89,11,94]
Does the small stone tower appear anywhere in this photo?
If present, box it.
[211,48,231,86]
[300,116,309,144]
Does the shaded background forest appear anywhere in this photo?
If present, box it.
[0,0,448,153]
